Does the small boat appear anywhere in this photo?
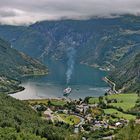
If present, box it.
[63,87,72,96]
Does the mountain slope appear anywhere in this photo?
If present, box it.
[0,15,140,70]
[0,38,48,78]
[108,53,140,92]
[0,38,48,93]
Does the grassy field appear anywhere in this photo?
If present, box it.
[59,114,80,125]
[27,99,49,105]
[105,93,138,111]
[88,93,138,120]
[104,108,136,120]
[51,100,66,106]
[88,97,99,104]
[27,99,66,106]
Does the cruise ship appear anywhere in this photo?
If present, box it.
[63,87,72,96]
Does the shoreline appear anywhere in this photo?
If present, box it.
[9,64,109,100]
[103,77,119,94]
[10,83,108,100]
[80,62,111,72]
[9,72,49,95]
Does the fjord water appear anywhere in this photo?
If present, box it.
[11,59,108,100]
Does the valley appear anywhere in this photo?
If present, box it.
[0,15,139,92]
[0,15,139,140]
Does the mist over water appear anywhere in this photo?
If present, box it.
[66,47,76,84]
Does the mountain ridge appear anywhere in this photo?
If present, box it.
[0,16,140,68]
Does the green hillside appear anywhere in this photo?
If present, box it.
[0,93,74,140]
[0,38,48,94]
[0,38,48,78]
[115,120,140,140]
[108,53,140,92]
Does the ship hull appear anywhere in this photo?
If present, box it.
[63,87,72,96]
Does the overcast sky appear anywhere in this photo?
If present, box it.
[0,0,140,25]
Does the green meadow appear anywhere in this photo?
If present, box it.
[88,97,99,104]
[106,93,138,111]
[27,99,66,106]
[59,114,80,125]
[104,108,136,120]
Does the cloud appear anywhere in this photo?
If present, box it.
[0,0,140,25]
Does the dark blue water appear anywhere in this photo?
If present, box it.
[26,59,107,86]
[12,60,109,100]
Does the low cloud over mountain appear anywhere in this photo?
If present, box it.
[0,0,140,25]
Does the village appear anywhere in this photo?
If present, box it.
[27,91,138,139]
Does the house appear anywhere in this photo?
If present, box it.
[115,122,122,127]
[76,105,84,113]
[85,114,93,122]
[44,108,53,120]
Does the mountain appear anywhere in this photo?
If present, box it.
[0,15,140,91]
[0,15,140,71]
[0,38,48,93]
[108,53,140,92]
